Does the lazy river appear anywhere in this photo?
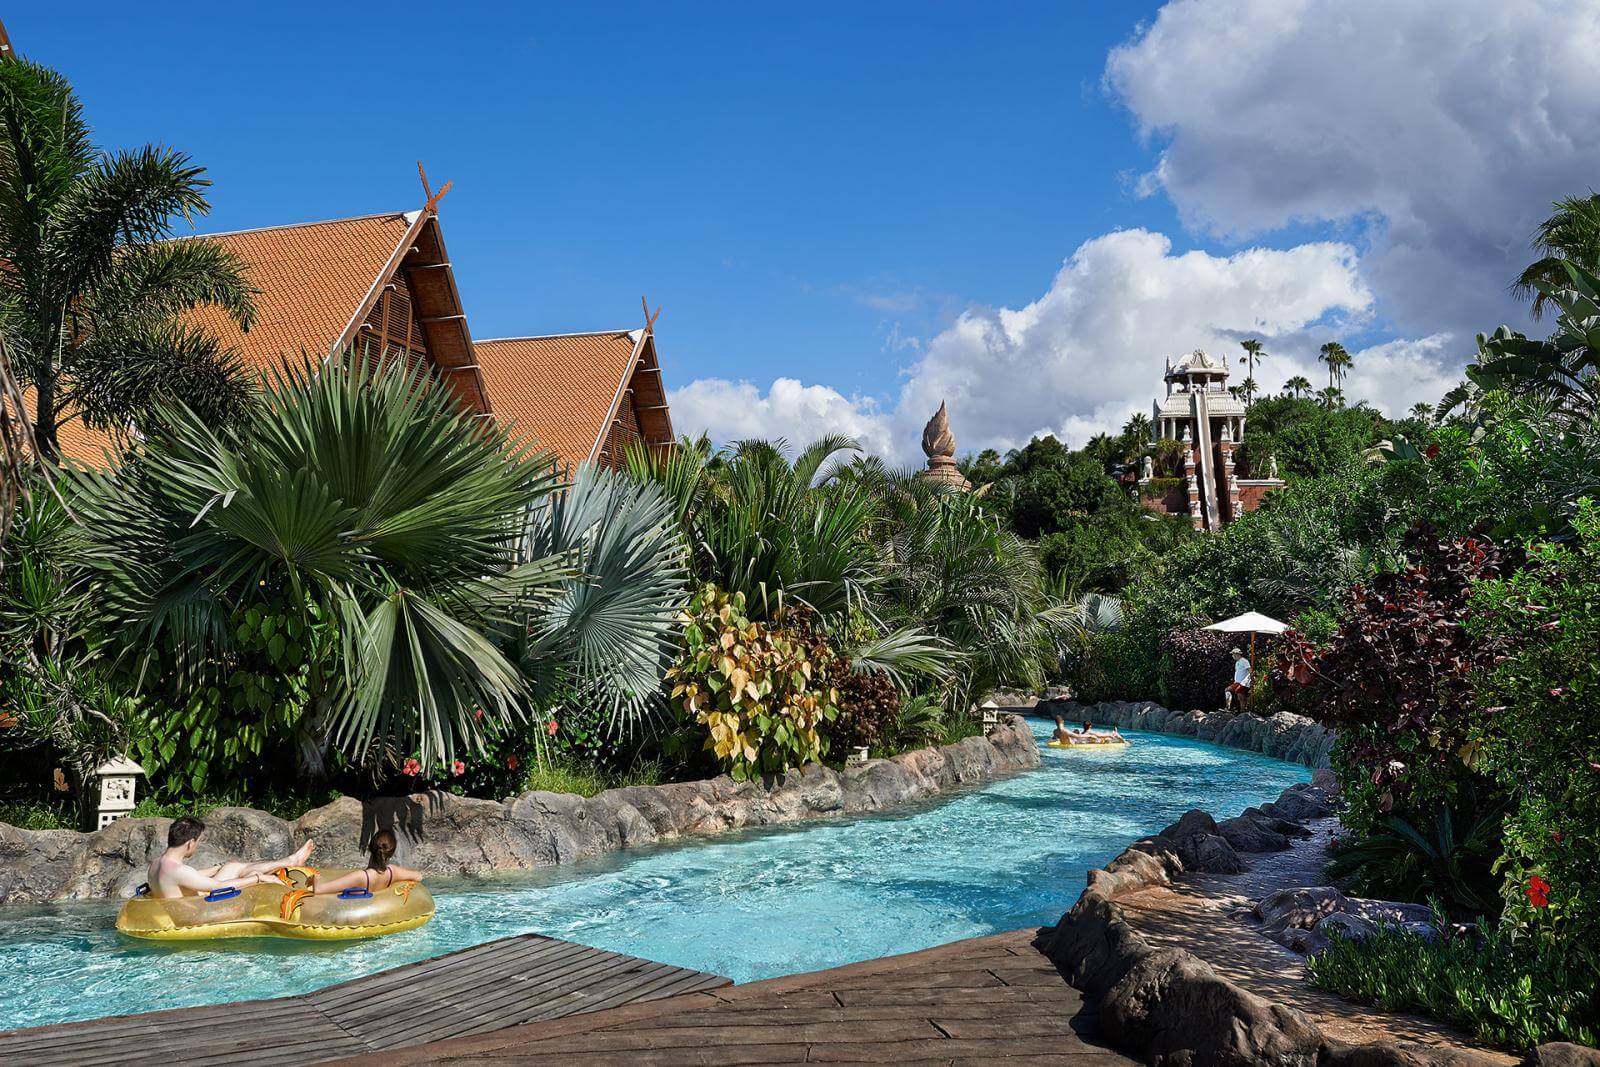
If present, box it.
[0,720,1308,1031]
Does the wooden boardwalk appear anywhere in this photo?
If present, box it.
[0,933,729,1067]
[332,929,1137,1065]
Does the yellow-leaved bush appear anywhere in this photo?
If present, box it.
[666,583,839,781]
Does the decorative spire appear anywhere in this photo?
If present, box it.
[915,402,970,490]
[921,402,956,460]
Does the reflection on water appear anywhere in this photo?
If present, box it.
[0,720,1306,1030]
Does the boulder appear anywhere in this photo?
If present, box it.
[1523,1044,1600,1067]
[1218,813,1294,853]
[1257,886,1349,931]
[0,714,1041,905]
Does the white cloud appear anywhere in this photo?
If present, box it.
[666,377,899,461]
[673,229,1431,462]
[1106,0,1600,341]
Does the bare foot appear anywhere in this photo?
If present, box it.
[289,839,315,866]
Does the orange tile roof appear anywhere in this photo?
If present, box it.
[475,331,642,471]
[186,211,417,372]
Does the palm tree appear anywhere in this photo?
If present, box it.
[1408,402,1434,426]
[1283,375,1312,400]
[1238,339,1267,407]
[1122,413,1151,442]
[517,465,688,736]
[1512,193,1600,320]
[0,58,256,463]
[1318,342,1352,394]
[1316,385,1345,409]
[71,356,575,770]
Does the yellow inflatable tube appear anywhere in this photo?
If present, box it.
[117,866,434,941]
[1048,736,1129,748]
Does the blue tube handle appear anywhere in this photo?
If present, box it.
[337,888,373,899]
[134,882,150,897]
[205,886,241,902]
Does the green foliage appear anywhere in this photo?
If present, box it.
[0,58,256,460]
[991,436,1127,538]
[127,589,336,798]
[1325,798,1505,918]
[72,355,570,773]
[0,799,75,830]
[127,787,338,823]
[517,757,665,798]
[1037,508,1190,596]
[1236,395,1388,479]
[1471,500,1600,943]
[1512,193,1600,322]
[1308,920,1599,1049]
[830,668,900,752]
[667,584,840,781]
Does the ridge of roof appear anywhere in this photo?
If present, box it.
[180,210,414,243]
[475,329,637,344]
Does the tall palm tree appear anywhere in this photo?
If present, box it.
[1319,342,1352,394]
[1283,375,1312,400]
[1316,385,1345,409]
[1408,402,1435,425]
[1122,412,1151,442]
[1512,193,1600,320]
[0,58,256,462]
[71,356,574,769]
[1238,339,1267,407]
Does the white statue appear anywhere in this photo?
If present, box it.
[1269,454,1279,480]
[1220,420,1232,442]
[1141,454,1154,480]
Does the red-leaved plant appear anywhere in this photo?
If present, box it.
[1275,524,1506,811]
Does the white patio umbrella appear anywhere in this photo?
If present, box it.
[1203,610,1288,665]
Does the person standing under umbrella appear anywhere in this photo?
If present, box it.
[1225,647,1252,711]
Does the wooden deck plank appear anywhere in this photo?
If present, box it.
[0,932,729,1067]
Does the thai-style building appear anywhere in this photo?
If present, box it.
[52,202,674,473]
[1137,349,1283,531]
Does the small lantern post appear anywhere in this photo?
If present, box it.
[92,757,145,830]
[980,700,1000,737]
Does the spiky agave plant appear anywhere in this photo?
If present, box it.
[71,354,571,769]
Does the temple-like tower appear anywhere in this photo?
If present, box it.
[915,402,971,490]
[1138,350,1282,531]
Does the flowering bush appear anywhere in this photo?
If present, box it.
[1471,500,1600,944]
[666,584,839,781]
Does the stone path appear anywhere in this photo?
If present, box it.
[1115,817,1517,1064]
[329,929,1138,1065]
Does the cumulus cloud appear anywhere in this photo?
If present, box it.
[672,229,1430,462]
[666,377,900,461]
[1106,0,1600,341]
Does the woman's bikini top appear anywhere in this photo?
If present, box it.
[362,867,395,891]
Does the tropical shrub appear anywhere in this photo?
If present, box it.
[666,584,840,780]
[830,668,900,753]
[1308,920,1599,1049]
[1277,525,1503,830]
[1155,626,1235,710]
[1471,500,1600,943]
[1324,794,1505,918]
[71,356,571,776]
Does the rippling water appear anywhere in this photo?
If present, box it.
[0,720,1306,1030]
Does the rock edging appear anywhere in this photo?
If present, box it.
[1038,697,1337,770]
[0,715,1039,907]
[1036,781,1587,1066]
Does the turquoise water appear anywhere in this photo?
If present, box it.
[0,721,1307,1031]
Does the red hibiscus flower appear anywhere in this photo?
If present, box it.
[1552,830,1565,844]
[546,719,559,737]
[1424,443,1440,459]
[507,755,520,771]
[452,759,466,777]
[474,708,485,721]
[402,757,421,777]
[1550,687,1567,697]
[1527,875,1551,908]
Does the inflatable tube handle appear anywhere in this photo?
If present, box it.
[205,886,242,902]
[135,882,150,897]
[338,888,374,899]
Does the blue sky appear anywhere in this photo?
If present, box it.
[16,2,1597,460]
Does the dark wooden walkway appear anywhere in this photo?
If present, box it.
[0,933,729,1067]
[333,929,1137,1065]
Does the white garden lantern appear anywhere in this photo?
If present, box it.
[980,700,1000,736]
[92,757,144,830]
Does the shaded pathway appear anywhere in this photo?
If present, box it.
[1117,817,1516,1064]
